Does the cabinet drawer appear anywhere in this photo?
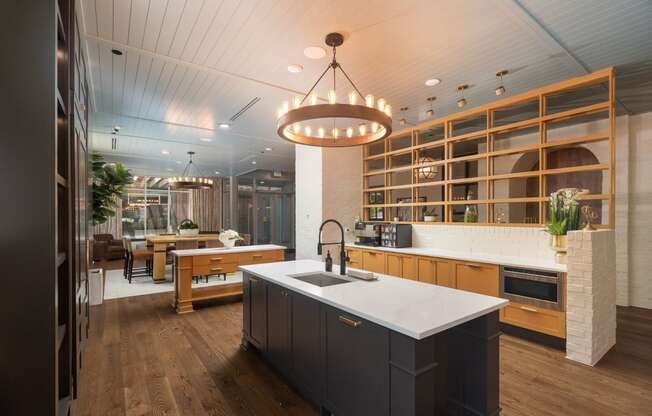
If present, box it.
[454,261,499,297]
[362,250,386,274]
[347,248,362,264]
[238,250,284,265]
[193,253,238,267]
[194,262,239,275]
[500,302,566,339]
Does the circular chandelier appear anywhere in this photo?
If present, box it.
[276,33,392,147]
[168,151,214,189]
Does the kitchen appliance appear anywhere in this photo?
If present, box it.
[500,266,564,311]
[353,221,382,247]
[380,224,411,248]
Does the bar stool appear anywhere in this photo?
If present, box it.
[203,239,227,282]
[124,238,154,283]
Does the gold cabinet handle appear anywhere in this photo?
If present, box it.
[338,315,362,328]
[252,254,263,258]
[465,263,483,269]
[210,257,224,261]
[210,267,223,271]
[367,252,376,256]
[520,306,539,313]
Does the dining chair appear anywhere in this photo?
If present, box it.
[124,238,154,283]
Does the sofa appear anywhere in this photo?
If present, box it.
[93,233,125,261]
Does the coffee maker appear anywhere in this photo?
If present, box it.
[353,220,382,247]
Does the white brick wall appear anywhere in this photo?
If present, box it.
[565,230,616,366]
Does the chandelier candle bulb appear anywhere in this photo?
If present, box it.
[377,98,386,111]
[346,127,353,138]
[371,122,379,133]
[384,104,392,117]
[318,127,325,138]
[359,124,367,135]
[293,96,301,108]
[332,128,339,138]
[305,126,312,136]
[282,101,289,114]
[328,89,337,104]
[365,94,374,108]
[294,123,301,133]
[310,93,318,105]
[349,91,357,105]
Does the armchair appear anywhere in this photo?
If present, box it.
[93,233,126,261]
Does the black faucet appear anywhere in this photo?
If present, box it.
[317,219,350,276]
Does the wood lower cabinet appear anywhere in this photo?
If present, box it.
[417,257,436,284]
[362,250,386,274]
[323,307,390,416]
[500,301,566,338]
[435,260,455,288]
[387,253,417,280]
[417,257,455,287]
[454,261,500,297]
[346,248,363,269]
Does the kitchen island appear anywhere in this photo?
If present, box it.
[240,259,508,416]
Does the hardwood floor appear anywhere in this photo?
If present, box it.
[72,294,651,416]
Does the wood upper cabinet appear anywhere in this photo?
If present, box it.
[387,254,417,280]
[346,248,363,269]
[454,261,499,297]
[363,250,386,274]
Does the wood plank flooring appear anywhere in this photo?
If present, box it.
[72,294,651,416]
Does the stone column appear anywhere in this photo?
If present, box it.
[565,230,616,366]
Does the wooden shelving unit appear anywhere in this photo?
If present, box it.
[362,68,616,228]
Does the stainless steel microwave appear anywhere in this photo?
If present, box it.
[500,266,564,311]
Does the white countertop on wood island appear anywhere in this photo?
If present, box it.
[345,243,566,272]
[240,259,508,340]
[171,244,286,257]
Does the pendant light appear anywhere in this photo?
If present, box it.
[495,70,508,96]
[168,151,214,190]
[457,85,468,108]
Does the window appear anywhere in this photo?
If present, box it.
[121,186,192,237]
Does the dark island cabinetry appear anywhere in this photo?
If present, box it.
[242,272,500,416]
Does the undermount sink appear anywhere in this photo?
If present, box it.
[288,272,353,287]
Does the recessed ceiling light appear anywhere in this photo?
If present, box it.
[215,171,221,175]
[251,160,257,165]
[111,49,123,56]
[175,160,182,164]
[218,123,230,129]
[265,147,272,152]
[166,168,173,172]
[260,181,265,184]
[287,64,303,73]
[161,150,170,155]
[304,46,326,59]
[113,125,121,131]
[199,137,212,142]
[425,78,441,87]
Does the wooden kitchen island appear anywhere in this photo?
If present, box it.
[171,244,285,314]
[147,234,221,282]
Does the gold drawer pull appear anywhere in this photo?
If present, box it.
[210,267,223,271]
[338,315,362,328]
[210,257,224,261]
[465,263,483,269]
[520,306,539,313]
[252,254,264,258]
[367,252,376,256]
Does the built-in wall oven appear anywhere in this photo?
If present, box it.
[500,266,564,311]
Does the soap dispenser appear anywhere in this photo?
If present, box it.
[325,250,333,272]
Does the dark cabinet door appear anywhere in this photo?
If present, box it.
[267,283,291,372]
[291,293,322,403]
[324,307,390,416]
[249,275,267,350]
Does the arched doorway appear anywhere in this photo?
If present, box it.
[510,147,602,223]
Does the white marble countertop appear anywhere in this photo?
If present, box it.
[345,243,566,273]
[239,259,508,340]
[171,244,286,257]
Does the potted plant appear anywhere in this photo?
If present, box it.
[544,188,585,263]
[423,207,439,222]
[178,219,200,236]
[219,229,244,248]
[91,153,133,226]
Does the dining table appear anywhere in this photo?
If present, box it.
[146,234,220,282]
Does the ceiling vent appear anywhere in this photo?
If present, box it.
[229,97,261,122]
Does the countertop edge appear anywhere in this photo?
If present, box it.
[171,244,287,257]
[239,263,509,340]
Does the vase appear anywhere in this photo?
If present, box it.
[221,239,236,249]
[179,228,199,236]
[550,235,568,264]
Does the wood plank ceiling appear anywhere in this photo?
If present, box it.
[80,0,652,176]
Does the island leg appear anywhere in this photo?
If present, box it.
[152,241,168,282]
[174,256,194,314]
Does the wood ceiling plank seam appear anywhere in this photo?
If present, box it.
[112,47,127,115]
[145,63,178,119]
[172,70,209,125]
[138,59,166,119]
[183,74,219,128]
[128,0,150,48]
[194,75,226,128]
[168,0,207,59]
[141,61,169,119]
[221,0,286,74]
[114,0,133,46]
[156,65,190,121]
[99,45,115,113]
[156,0,188,56]
[95,0,114,39]
[130,55,153,117]
[84,39,100,112]
[166,68,201,125]
[80,0,98,36]
[181,71,214,126]
[141,0,168,52]
[184,0,224,63]
[205,0,260,69]
[197,0,243,67]
[120,50,140,116]
[152,65,187,120]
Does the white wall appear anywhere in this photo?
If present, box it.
[295,145,323,260]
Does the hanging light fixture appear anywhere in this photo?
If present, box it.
[168,151,214,189]
[457,85,468,108]
[495,69,508,96]
[426,96,436,117]
[417,156,438,179]
[276,33,392,147]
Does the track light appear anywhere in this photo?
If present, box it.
[456,85,468,108]
[495,70,508,96]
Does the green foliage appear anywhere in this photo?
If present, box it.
[92,153,133,225]
[544,189,583,236]
[178,219,199,230]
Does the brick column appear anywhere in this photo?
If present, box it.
[565,230,616,366]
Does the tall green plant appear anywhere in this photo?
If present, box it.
[92,153,133,225]
[545,188,583,236]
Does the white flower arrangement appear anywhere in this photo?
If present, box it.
[219,229,243,241]
[121,217,135,224]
